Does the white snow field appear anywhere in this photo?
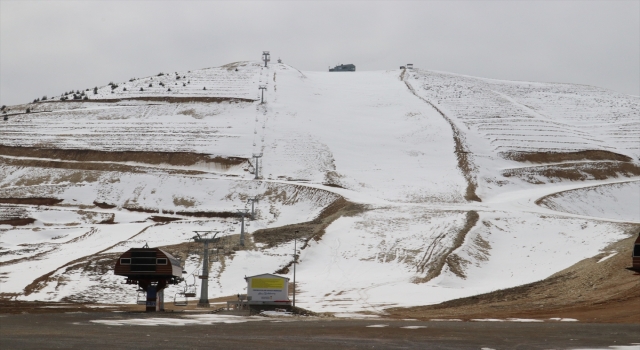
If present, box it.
[0,61,638,314]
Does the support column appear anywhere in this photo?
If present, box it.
[197,240,210,307]
[146,285,157,312]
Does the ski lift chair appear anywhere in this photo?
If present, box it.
[136,289,147,305]
[173,291,188,307]
[184,275,197,298]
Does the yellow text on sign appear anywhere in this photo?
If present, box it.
[251,278,285,289]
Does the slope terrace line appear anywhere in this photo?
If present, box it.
[401,71,481,202]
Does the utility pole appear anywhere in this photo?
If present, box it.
[252,153,263,179]
[262,51,270,67]
[247,197,259,220]
[259,85,266,104]
[293,230,298,309]
[237,209,250,246]
[192,231,220,308]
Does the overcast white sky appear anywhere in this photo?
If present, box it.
[1,1,638,106]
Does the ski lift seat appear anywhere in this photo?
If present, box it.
[173,292,188,307]
[136,291,147,305]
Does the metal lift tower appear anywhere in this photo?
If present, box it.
[247,197,259,220]
[192,231,220,307]
[259,85,267,104]
[252,153,263,179]
[236,209,250,246]
[262,51,270,67]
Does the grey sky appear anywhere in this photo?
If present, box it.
[1,1,638,106]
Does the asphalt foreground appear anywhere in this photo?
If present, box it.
[1,312,639,350]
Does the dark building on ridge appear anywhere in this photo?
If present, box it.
[329,64,356,72]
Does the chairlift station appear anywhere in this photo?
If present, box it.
[114,247,183,312]
[329,64,356,72]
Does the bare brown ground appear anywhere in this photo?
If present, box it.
[501,150,633,163]
[0,198,63,205]
[387,228,640,323]
[0,145,247,167]
[40,96,256,104]
[253,197,365,249]
[0,217,36,226]
[149,216,182,223]
[121,205,239,219]
[93,201,116,209]
[503,161,640,183]
[414,211,479,283]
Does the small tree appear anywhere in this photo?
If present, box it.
[93,87,98,94]
[42,95,48,101]
[26,108,31,113]
[203,87,206,90]
[140,87,144,91]
[149,83,153,88]
[83,95,88,100]
[183,83,186,87]
[123,87,127,91]
[1,105,6,111]
[167,88,171,92]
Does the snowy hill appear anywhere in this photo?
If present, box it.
[1,61,638,314]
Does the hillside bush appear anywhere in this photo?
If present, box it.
[159,82,165,87]
[42,96,48,101]
[157,72,164,76]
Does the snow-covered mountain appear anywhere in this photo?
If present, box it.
[1,61,638,313]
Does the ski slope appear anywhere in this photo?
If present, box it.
[1,61,638,313]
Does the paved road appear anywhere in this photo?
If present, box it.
[1,312,639,349]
